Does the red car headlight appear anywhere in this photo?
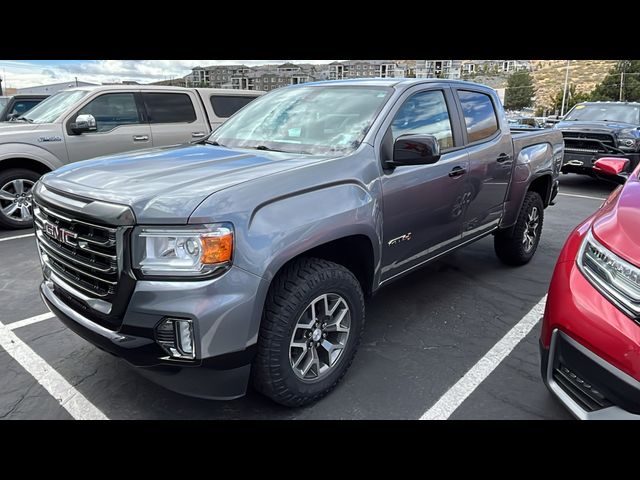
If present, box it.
[577,228,640,319]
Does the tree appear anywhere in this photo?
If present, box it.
[504,70,535,110]
[591,60,640,102]
[549,84,591,114]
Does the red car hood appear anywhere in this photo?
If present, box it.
[592,167,640,266]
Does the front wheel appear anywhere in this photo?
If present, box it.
[252,257,365,407]
[494,191,544,266]
[0,169,41,230]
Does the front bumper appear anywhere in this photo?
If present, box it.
[561,152,640,175]
[540,330,640,419]
[40,264,268,400]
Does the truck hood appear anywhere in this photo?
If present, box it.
[592,166,640,266]
[556,120,639,134]
[41,144,327,223]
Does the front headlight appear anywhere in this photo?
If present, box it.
[577,228,640,319]
[132,223,233,277]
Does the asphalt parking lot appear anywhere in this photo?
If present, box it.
[0,174,617,419]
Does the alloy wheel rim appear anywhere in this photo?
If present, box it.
[0,179,34,223]
[522,206,539,253]
[289,293,351,381]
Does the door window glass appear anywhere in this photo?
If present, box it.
[391,90,454,149]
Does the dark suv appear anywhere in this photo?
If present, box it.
[556,101,640,175]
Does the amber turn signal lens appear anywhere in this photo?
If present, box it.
[201,233,233,264]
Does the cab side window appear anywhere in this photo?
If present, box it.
[458,90,499,143]
[76,93,141,133]
[391,90,454,150]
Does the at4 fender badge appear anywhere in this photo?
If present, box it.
[388,232,412,246]
[37,136,62,143]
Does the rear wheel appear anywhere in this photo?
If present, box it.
[0,169,40,229]
[252,257,365,407]
[494,191,544,266]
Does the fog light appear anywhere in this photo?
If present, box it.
[177,320,194,356]
[155,318,195,360]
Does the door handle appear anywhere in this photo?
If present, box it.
[496,153,511,163]
[191,132,206,138]
[448,166,467,178]
[133,135,149,142]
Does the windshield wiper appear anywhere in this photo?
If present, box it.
[12,116,33,123]
[205,139,226,147]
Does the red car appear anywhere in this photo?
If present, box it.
[541,157,640,419]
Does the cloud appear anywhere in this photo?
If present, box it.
[0,60,340,89]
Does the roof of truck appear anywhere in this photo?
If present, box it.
[59,85,260,94]
[303,78,494,89]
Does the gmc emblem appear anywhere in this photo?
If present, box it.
[43,220,77,246]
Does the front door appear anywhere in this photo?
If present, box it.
[380,88,469,283]
[65,92,151,163]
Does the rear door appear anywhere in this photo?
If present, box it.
[379,85,470,283]
[452,88,513,237]
[142,91,209,146]
[65,91,152,162]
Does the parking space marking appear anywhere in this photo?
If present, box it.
[558,192,606,202]
[420,295,547,420]
[0,233,35,243]
[7,312,55,331]
[0,319,108,420]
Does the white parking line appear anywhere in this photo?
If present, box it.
[558,192,606,202]
[7,312,55,331]
[420,295,547,420]
[0,233,35,243]
[0,318,108,420]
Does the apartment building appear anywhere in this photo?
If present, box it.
[327,60,405,80]
[416,60,532,79]
[185,63,324,90]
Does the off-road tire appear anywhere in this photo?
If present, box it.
[252,257,365,407]
[494,191,544,266]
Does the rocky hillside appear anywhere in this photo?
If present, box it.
[531,60,617,108]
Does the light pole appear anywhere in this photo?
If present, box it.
[560,60,571,116]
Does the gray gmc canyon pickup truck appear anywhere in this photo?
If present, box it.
[33,79,563,406]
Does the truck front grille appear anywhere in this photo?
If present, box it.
[34,202,119,300]
[562,131,617,154]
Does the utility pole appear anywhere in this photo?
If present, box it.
[75,76,78,87]
[620,68,625,102]
[560,60,571,116]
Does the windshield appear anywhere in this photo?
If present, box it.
[21,90,89,124]
[210,85,392,155]
[564,103,640,124]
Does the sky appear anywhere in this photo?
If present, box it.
[0,60,338,89]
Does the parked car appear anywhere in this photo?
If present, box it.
[555,101,640,176]
[0,94,48,121]
[0,85,263,229]
[540,156,640,419]
[33,79,563,406]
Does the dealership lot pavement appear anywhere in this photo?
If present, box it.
[0,175,617,419]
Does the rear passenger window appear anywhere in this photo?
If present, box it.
[76,93,141,133]
[143,93,196,124]
[391,90,454,149]
[210,95,257,118]
[458,90,499,143]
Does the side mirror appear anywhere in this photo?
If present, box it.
[70,114,97,134]
[593,157,629,185]
[387,134,441,168]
